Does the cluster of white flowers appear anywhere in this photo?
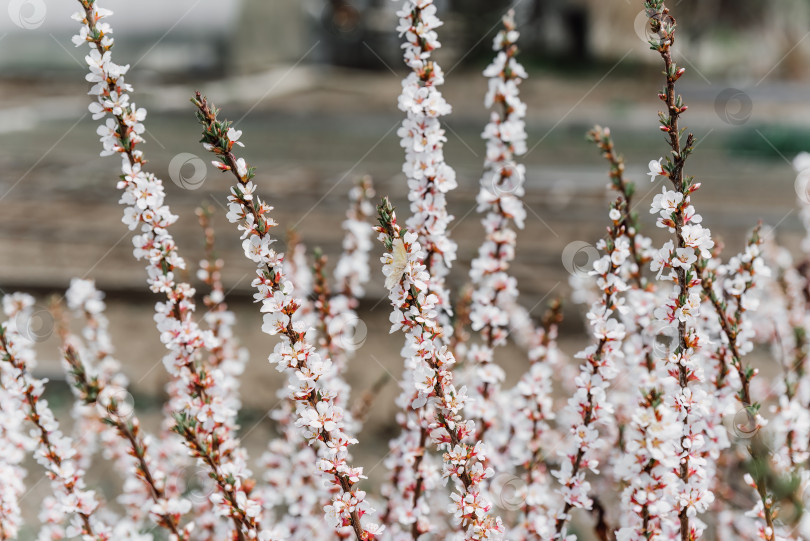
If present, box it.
[378,294,443,539]
[465,9,528,446]
[257,180,376,541]
[642,4,719,531]
[378,3,467,534]
[761,235,810,483]
[62,278,119,472]
[613,287,682,540]
[377,200,504,539]
[704,231,792,540]
[1,293,112,539]
[578,128,681,539]
[0,296,34,540]
[334,176,376,305]
[261,399,335,540]
[378,255,442,537]
[0,398,26,539]
[313,179,373,404]
[195,208,249,437]
[505,303,564,538]
[72,3,266,538]
[61,279,196,537]
[194,95,383,540]
[395,0,458,336]
[329,176,376,380]
[552,201,629,538]
[646,159,717,536]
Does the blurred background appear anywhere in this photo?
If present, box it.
[3,0,810,536]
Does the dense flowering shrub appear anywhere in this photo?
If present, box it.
[1,1,809,540]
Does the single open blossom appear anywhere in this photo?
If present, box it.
[648,158,665,181]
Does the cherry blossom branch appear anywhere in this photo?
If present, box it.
[587,126,651,290]
[386,4,467,532]
[0,390,25,540]
[196,205,248,415]
[0,299,29,540]
[698,228,778,539]
[450,286,473,363]
[57,281,170,529]
[762,235,810,476]
[467,8,528,444]
[313,249,334,350]
[57,281,115,473]
[376,197,504,540]
[507,301,563,538]
[553,197,629,537]
[329,176,376,387]
[72,3,262,538]
[260,180,376,537]
[644,2,721,537]
[395,0,458,334]
[63,345,193,539]
[350,372,391,425]
[334,176,375,302]
[0,297,108,539]
[192,93,383,541]
[586,125,682,538]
